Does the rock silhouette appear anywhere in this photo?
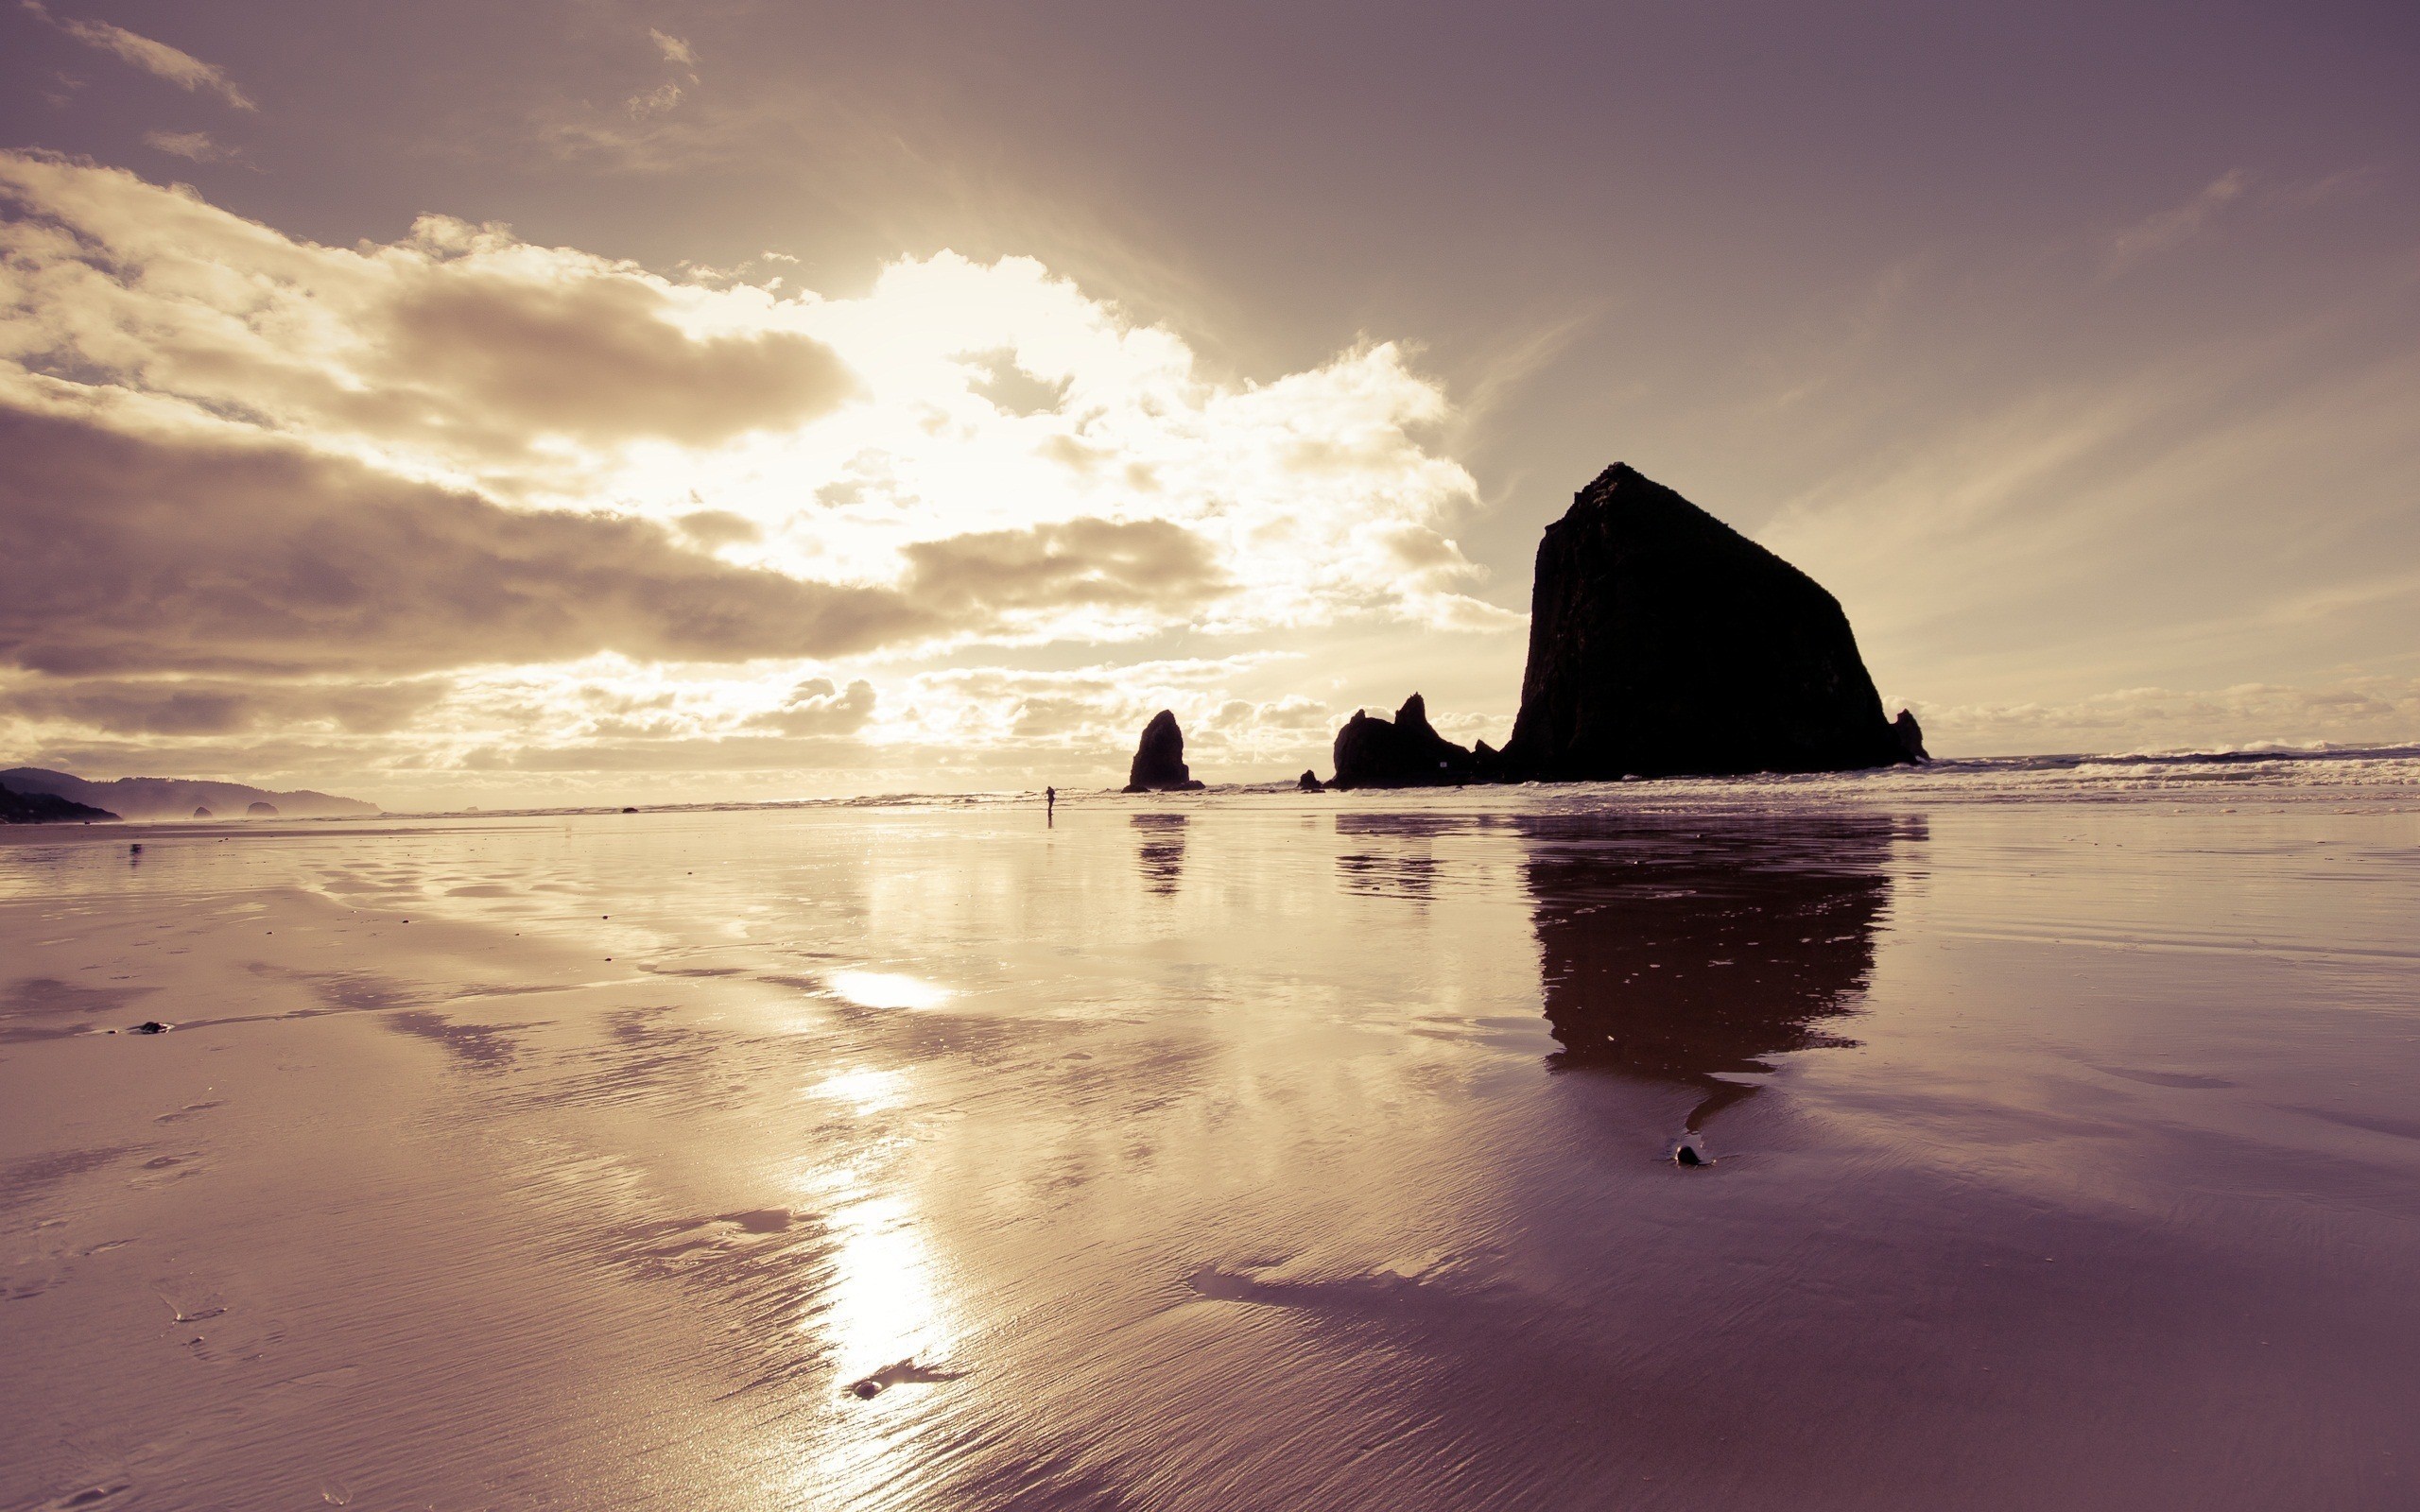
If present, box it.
[1892,709,1929,763]
[1330,695,1482,789]
[1498,464,1910,780]
[1123,710,1205,793]
[1297,769,1325,792]
[247,800,279,816]
[193,805,213,818]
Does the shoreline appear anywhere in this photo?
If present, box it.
[5,740,2420,832]
[6,736,2417,835]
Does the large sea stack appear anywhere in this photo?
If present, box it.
[1499,465,1910,780]
[1330,694,1489,789]
[1123,710,1206,793]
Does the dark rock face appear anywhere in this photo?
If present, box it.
[1123,710,1205,793]
[1892,710,1929,763]
[192,805,214,818]
[1499,465,1910,780]
[0,782,117,824]
[1330,694,1484,789]
[1297,769,1325,792]
[247,800,279,816]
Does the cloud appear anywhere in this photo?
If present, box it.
[648,29,698,68]
[744,678,875,736]
[900,517,1229,618]
[493,735,871,773]
[678,509,761,547]
[1755,310,2420,698]
[0,154,858,468]
[872,656,1340,766]
[965,348,1071,417]
[604,30,704,135]
[0,404,935,676]
[2098,167,2382,283]
[372,259,856,448]
[1909,674,2420,756]
[1206,694,1330,732]
[2105,170,2250,276]
[1444,302,1608,454]
[140,129,230,163]
[0,154,1481,647]
[627,82,683,117]
[0,153,1504,799]
[20,2,255,110]
[0,403,1347,681]
[2,676,451,735]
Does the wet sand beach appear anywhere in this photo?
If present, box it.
[4,760,2418,1510]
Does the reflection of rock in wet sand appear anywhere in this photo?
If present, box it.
[1131,812,1186,895]
[1521,815,1908,1130]
[1331,812,1513,901]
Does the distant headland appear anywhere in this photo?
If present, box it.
[1121,464,1926,790]
[0,767,377,822]
[0,782,117,824]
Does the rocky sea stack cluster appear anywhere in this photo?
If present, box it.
[1114,464,1924,792]
[1329,695,1492,791]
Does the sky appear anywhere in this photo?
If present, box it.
[2,0,2415,808]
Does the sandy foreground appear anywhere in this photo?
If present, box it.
[3,783,2417,1510]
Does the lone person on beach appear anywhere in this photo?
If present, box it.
[1046,786,1056,825]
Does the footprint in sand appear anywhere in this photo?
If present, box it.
[129,1152,207,1188]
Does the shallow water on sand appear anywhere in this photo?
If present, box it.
[3,778,2417,1510]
